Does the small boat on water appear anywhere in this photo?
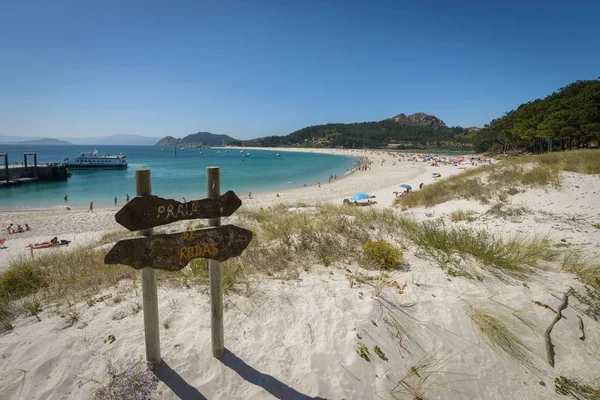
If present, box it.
[198,151,203,155]
[276,154,280,157]
[161,148,164,151]
[63,149,127,169]
[240,150,244,153]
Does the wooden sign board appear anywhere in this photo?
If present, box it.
[115,190,242,231]
[105,225,253,271]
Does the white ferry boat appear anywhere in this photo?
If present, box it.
[63,149,128,169]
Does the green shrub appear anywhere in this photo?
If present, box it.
[356,343,370,361]
[362,240,403,269]
[0,261,46,300]
[373,345,387,360]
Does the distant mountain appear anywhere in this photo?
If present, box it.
[155,131,239,147]
[0,136,45,144]
[65,134,162,146]
[19,138,73,145]
[251,112,472,149]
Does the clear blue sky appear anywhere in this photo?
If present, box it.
[1,1,599,140]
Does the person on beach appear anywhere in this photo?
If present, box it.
[64,194,68,202]
[248,192,252,199]
[183,197,187,204]
[88,201,94,213]
[17,225,24,233]
[114,197,117,206]
[419,183,424,189]
[126,194,130,202]
[7,224,13,234]
[25,224,30,231]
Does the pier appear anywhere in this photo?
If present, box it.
[0,152,69,188]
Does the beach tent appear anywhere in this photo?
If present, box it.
[399,184,412,190]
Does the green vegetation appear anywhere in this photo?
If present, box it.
[398,218,556,278]
[554,376,600,399]
[373,345,387,360]
[398,150,600,208]
[356,343,370,361]
[472,79,600,153]
[450,210,476,222]
[561,251,600,320]
[467,307,532,369]
[362,240,403,269]
[253,115,471,149]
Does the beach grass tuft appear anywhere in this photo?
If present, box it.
[561,250,600,320]
[467,307,532,369]
[554,376,600,399]
[450,210,476,222]
[397,217,556,277]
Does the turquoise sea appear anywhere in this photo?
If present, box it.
[0,145,356,210]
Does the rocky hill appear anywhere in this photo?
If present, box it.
[389,112,447,128]
[155,131,239,147]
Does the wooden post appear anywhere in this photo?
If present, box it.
[207,166,224,357]
[2,154,9,183]
[136,169,161,367]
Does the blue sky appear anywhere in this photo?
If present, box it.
[1,1,599,140]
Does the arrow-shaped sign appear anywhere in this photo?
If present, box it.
[104,225,253,271]
[115,190,242,231]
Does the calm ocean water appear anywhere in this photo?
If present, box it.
[0,145,356,210]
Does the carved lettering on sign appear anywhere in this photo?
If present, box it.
[115,191,242,231]
[104,225,252,271]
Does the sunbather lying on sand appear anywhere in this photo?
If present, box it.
[26,237,71,249]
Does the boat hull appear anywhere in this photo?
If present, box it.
[64,164,128,169]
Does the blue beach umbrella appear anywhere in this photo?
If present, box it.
[399,184,412,190]
[351,193,370,201]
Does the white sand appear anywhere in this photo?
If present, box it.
[1,149,599,400]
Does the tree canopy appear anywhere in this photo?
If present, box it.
[472,79,600,153]
[252,119,471,149]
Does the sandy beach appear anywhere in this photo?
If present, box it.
[1,148,599,400]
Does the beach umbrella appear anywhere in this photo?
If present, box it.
[399,184,412,190]
[351,193,370,201]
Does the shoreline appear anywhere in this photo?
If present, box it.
[0,148,476,214]
[0,148,478,270]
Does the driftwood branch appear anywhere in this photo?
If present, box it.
[544,289,572,367]
[577,315,585,341]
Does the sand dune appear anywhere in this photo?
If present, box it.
[1,149,598,400]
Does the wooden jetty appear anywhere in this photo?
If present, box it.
[0,152,69,188]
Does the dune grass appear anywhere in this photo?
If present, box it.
[0,201,581,330]
[450,210,476,222]
[554,376,600,399]
[392,347,463,400]
[398,149,599,208]
[562,250,600,320]
[397,218,556,278]
[467,307,533,370]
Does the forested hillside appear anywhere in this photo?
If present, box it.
[252,113,472,149]
[472,80,600,153]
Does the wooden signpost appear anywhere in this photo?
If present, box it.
[105,167,252,365]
